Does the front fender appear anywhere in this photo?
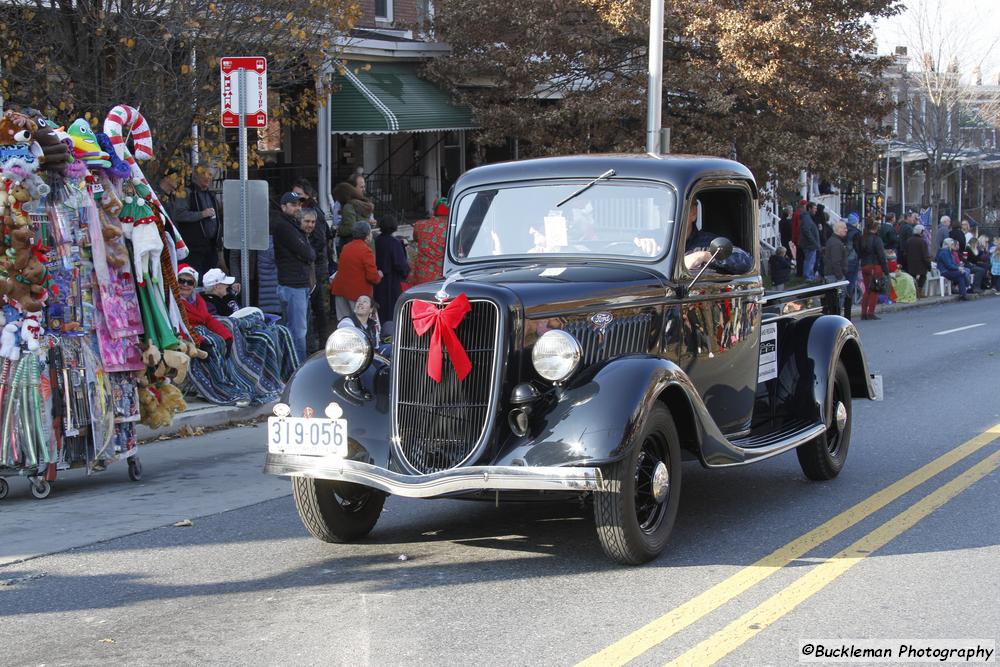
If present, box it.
[281,353,392,468]
[493,355,733,468]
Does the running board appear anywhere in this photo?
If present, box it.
[707,421,827,468]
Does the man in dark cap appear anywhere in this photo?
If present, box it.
[270,191,315,361]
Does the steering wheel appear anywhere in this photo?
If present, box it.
[601,240,656,256]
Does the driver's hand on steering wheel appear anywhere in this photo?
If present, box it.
[684,250,713,270]
[633,237,660,256]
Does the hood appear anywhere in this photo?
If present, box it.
[429,261,668,316]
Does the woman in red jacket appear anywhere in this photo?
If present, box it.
[177,265,234,345]
[330,221,382,321]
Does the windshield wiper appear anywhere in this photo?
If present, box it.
[556,168,616,208]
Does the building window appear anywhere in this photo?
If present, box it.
[418,0,434,33]
[375,0,393,21]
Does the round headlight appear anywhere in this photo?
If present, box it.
[325,327,371,376]
[532,330,582,382]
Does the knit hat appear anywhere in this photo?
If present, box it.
[352,220,372,239]
[433,197,449,217]
[847,212,860,227]
[913,224,925,234]
[177,264,198,282]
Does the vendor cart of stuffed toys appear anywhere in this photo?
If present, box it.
[0,104,205,500]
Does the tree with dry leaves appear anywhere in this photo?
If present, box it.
[0,0,359,178]
[890,0,1000,233]
[427,0,901,188]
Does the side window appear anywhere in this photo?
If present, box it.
[682,187,755,277]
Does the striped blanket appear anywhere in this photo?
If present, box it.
[183,312,299,406]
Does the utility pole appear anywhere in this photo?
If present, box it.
[645,0,664,154]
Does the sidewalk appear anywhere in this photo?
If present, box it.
[873,286,998,316]
[135,397,273,443]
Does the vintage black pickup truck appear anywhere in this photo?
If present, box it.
[264,154,880,565]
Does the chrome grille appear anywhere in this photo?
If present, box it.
[392,299,500,474]
[562,313,652,366]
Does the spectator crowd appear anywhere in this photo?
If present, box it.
[775,200,999,321]
[157,165,451,406]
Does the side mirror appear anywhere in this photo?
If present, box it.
[710,237,733,261]
[686,236,735,293]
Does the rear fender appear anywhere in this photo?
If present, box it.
[280,353,392,468]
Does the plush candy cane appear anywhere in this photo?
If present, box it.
[103,105,189,338]
[104,105,154,160]
[102,105,188,260]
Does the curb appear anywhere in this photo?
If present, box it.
[135,401,273,442]
[874,288,997,315]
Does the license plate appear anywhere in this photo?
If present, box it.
[267,417,348,457]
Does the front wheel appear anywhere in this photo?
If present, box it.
[594,403,682,565]
[797,361,852,480]
[292,476,386,543]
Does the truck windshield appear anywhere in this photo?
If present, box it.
[451,181,676,261]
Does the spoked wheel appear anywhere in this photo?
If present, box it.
[0,478,8,500]
[128,457,143,482]
[292,476,386,543]
[30,478,51,500]
[797,361,852,480]
[594,404,682,565]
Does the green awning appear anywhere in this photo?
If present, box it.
[330,62,477,134]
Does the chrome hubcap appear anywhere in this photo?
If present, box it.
[834,401,848,433]
[651,461,670,503]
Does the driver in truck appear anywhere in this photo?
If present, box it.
[682,199,753,274]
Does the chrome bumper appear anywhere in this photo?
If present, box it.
[263,453,604,498]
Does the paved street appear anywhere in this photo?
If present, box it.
[2,298,999,666]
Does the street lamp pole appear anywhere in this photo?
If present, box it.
[645,0,664,154]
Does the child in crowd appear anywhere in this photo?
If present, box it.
[768,246,792,291]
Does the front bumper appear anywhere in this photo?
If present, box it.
[264,453,605,498]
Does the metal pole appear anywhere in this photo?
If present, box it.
[645,0,664,154]
[238,67,249,308]
[191,47,200,166]
[884,147,890,218]
[900,152,905,215]
[958,163,963,221]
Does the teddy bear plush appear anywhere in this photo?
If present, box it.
[6,258,49,312]
[0,112,40,172]
[176,338,208,360]
[5,181,33,227]
[8,226,35,272]
[101,218,129,270]
[0,322,20,360]
[25,112,71,174]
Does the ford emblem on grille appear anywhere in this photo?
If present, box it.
[590,312,614,335]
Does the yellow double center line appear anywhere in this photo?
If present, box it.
[578,423,1000,667]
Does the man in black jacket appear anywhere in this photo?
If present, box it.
[271,191,315,362]
[169,164,222,277]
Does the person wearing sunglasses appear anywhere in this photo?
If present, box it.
[177,265,234,349]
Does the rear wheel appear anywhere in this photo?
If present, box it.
[797,361,852,480]
[594,404,682,565]
[292,476,386,543]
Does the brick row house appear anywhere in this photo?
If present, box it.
[874,46,1000,230]
[242,0,488,222]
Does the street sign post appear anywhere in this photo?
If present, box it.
[220,57,267,128]
[220,56,267,307]
[222,179,270,252]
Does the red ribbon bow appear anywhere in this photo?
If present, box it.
[410,293,473,382]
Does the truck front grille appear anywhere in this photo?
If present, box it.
[392,299,500,474]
